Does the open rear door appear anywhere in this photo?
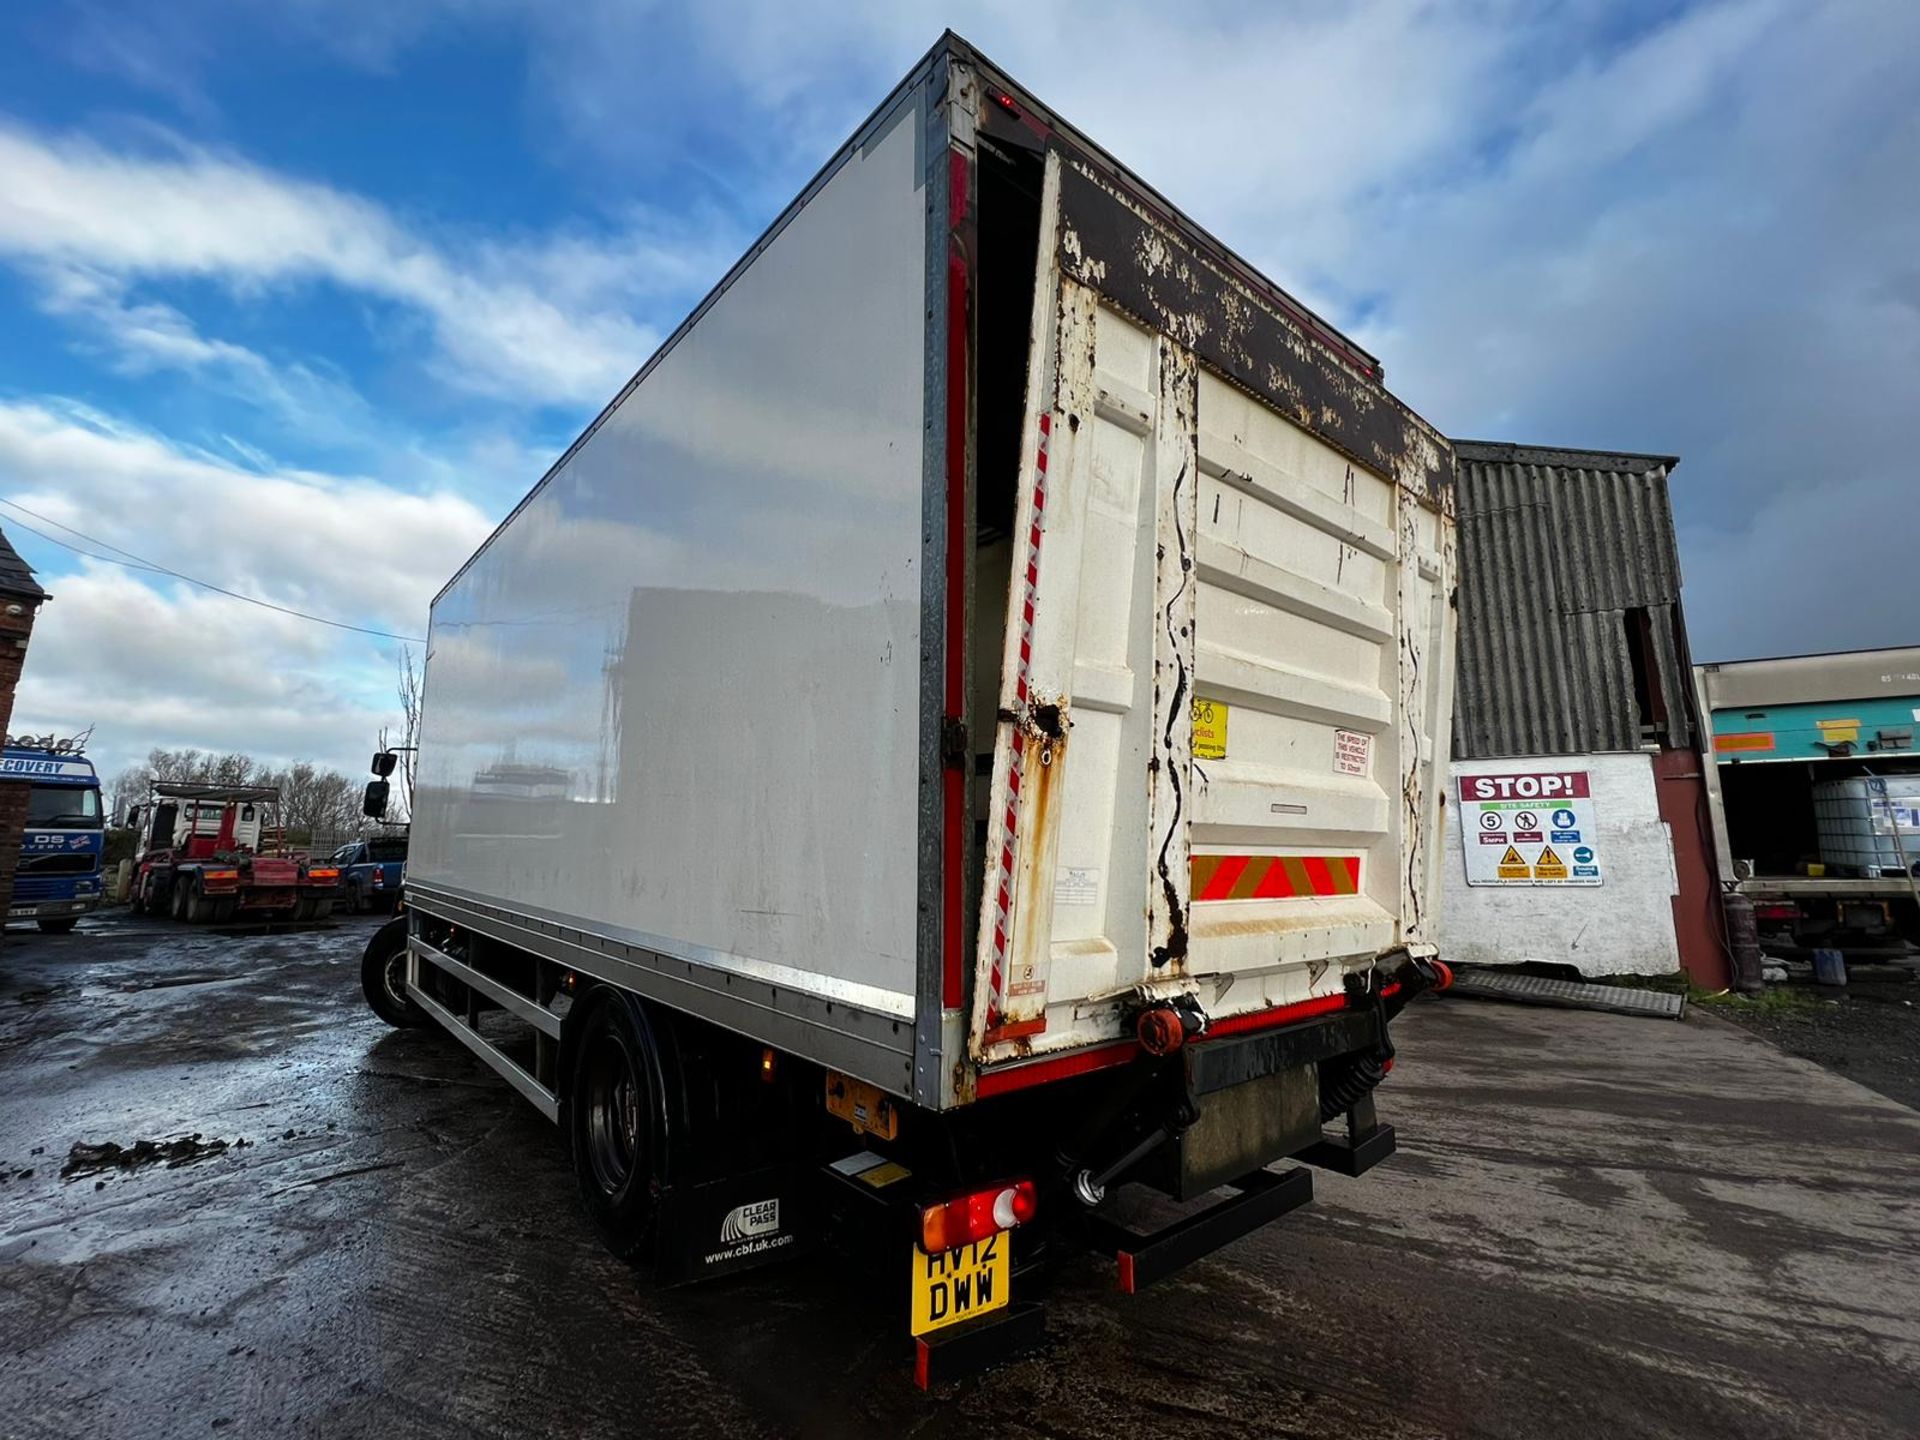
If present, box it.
[971,148,1201,1059]
[970,149,1454,1069]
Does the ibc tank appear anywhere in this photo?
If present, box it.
[1812,775,1920,877]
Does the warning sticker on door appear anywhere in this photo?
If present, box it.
[1460,770,1601,886]
[1333,729,1371,776]
[1054,866,1100,906]
[1192,698,1228,761]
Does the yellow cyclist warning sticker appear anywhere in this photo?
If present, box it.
[1192,698,1228,761]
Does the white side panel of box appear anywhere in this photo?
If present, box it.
[1440,753,1681,977]
[410,103,928,1021]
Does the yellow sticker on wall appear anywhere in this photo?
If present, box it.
[1192,697,1228,761]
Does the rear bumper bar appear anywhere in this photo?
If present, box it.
[1077,1166,1314,1293]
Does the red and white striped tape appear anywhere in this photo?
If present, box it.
[986,411,1051,1033]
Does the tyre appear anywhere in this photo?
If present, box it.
[569,995,663,1261]
[213,897,239,924]
[350,882,370,915]
[130,879,149,916]
[170,880,189,922]
[187,890,216,924]
[310,899,335,921]
[291,896,317,922]
[36,917,79,935]
[360,916,425,1027]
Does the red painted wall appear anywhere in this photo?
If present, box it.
[1653,746,1729,990]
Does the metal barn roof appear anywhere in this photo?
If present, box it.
[1451,440,1693,759]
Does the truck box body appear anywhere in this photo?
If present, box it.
[410,36,1457,1112]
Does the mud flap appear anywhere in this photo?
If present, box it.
[914,1302,1047,1390]
[652,1163,818,1286]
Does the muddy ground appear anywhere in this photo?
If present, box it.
[2,913,1917,1439]
[1710,965,1920,1111]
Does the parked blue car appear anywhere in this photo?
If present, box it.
[330,834,408,913]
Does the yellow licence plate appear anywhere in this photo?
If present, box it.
[910,1236,1010,1336]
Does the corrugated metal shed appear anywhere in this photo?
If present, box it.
[0,525,48,602]
[1452,440,1691,759]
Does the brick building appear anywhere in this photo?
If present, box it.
[0,526,50,937]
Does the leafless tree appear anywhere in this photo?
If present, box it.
[107,765,149,823]
[145,747,204,783]
[377,646,423,822]
[124,747,371,849]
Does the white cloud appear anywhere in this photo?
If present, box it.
[13,564,401,783]
[36,265,271,375]
[0,400,507,782]
[0,400,495,635]
[0,120,741,407]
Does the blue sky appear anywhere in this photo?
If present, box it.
[1,0,1915,783]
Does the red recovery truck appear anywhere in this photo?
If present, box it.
[125,782,340,923]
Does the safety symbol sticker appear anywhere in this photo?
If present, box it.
[1459,770,1602,887]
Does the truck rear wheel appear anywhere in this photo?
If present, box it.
[569,996,662,1261]
[170,882,190,922]
[187,890,216,924]
[360,917,424,1028]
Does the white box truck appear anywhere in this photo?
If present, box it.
[359,32,1459,1384]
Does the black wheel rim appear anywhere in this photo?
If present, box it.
[584,1031,643,1199]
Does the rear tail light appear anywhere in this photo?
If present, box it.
[1754,903,1798,923]
[205,870,239,882]
[308,868,340,881]
[919,1180,1038,1254]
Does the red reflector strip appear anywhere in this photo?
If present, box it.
[1200,992,1349,1039]
[1190,854,1361,901]
[1117,1251,1136,1295]
[977,982,1393,1096]
[974,1038,1136,1098]
[984,409,1054,1034]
